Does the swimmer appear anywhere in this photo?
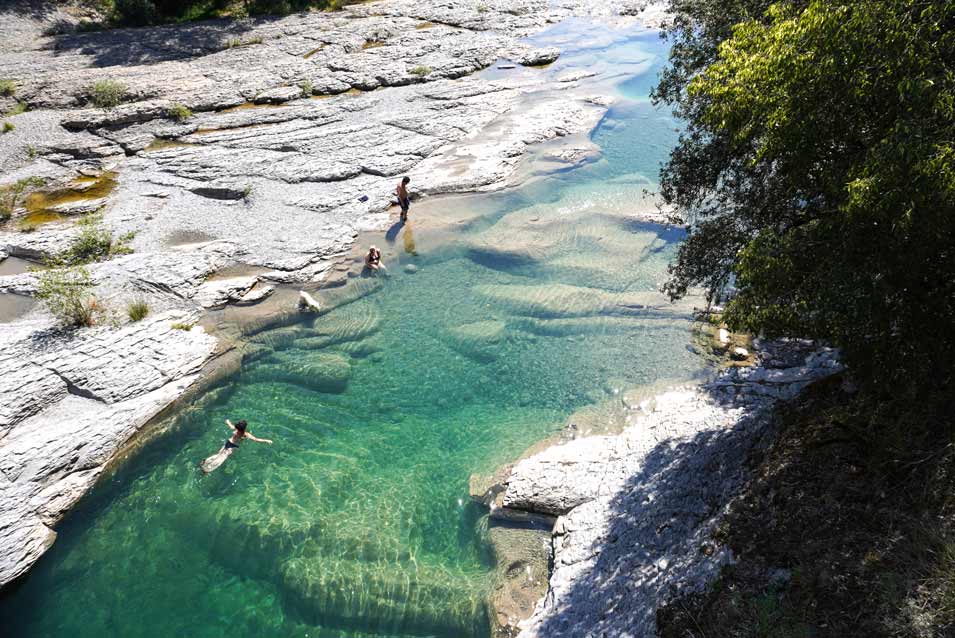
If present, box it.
[200,419,272,473]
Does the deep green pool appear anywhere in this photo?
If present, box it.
[1,21,705,638]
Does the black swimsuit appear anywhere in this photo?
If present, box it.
[225,439,240,450]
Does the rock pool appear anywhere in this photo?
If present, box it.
[0,21,707,638]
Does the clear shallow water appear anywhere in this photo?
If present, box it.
[1,22,704,638]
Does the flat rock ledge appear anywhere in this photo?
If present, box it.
[488,341,842,638]
[0,312,218,587]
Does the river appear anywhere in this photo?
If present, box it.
[0,19,707,638]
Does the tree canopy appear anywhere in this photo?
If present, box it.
[656,0,955,398]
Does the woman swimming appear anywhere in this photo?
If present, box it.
[200,419,272,473]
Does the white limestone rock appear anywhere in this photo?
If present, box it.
[510,344,844,638]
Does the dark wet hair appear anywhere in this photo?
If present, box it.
[402,176,410,184]
[235,420,248,432]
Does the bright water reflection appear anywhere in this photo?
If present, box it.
[0,21,704,638]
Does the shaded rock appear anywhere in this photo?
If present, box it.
[510,343,845,638]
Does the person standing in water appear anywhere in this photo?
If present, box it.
[200,419,272,473]
[396,176,411,221]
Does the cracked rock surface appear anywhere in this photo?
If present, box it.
[0,312,217,586]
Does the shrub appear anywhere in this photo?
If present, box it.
[89,80,128,109]
[171,321,194,331]
[0,79,14,97]
[53,214,135,266]
[113,0,158,26]
[299,80,314,96]
[127,298,150,321]
[0,176,45,222]
[409,65,432,76]
[166,103,192,121]
[2,122,13,133]
[76,20,106,32]
[26,145,36,160]
[36,266,99,328]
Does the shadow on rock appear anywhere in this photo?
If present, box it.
[528,411,773,638]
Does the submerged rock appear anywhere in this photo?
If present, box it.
[247,352,352,394]
[445,320,507,363]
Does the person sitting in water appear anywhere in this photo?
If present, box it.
[200,419,272,473]
[396,176,411,221]
[364,245,384,272]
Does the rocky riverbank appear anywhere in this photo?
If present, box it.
[0,0,668,591]
[474,339,843,637]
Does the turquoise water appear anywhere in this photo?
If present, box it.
[0,22,703,638]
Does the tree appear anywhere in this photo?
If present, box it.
[656,0,955,398]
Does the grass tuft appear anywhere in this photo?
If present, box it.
[127,298,150,322]
[89,80,128,109]
[166,103,193,121]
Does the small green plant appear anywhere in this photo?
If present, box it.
[89,80,128,109]
[476,4,489,13]
[171,321,194,331]
[36,266,100,328]
[166,103,192,121]
[409,65,432,77]
[17,219,39,233]
[2,122,13,134]
[0,176,45,221]
[0,79,14,97]
[242,184,252,199]
[26,145,37,160]
[299,80,314,96]
[5,101,27,117]
[52,214,135,265]
[126,298,150,322]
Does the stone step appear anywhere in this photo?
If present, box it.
[279,554,489,637]
[242,352,352,393]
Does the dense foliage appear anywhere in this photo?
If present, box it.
[656,0,955,399]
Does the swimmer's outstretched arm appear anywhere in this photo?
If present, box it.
[225,419,236,430]
[245,432,273,445]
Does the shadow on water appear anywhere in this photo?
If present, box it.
[384,219,405,244]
